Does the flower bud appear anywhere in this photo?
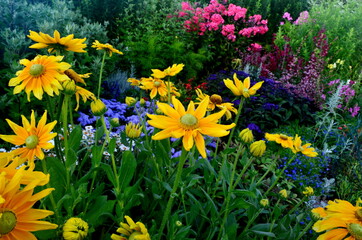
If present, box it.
[279,189,288,198]
[260,199,269,207]
[250,140,266,157]
[110,118,120,128]
[125,122,142,138]
[62,80,77,95]
[140,98,146,106]
[125,96,137,106]
[90,99,107,116]
[239,128,254,143]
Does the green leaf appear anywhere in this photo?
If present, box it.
[91,145,103,167]
[250,230,276,238]
[108,137,117,155]
[118,150,137,192]
[69,125,82,151]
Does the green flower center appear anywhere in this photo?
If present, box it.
[180,113,198,130]
[0,211,17,235]
[154,81,162,87]
[348,223,362,240]
[25,135,39,149]
[29,64,45,77]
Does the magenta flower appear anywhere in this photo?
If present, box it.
[282,12,293,21]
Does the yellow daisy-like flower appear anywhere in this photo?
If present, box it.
[312,199,362,240]
[151,63,184,79]
[302,186,314,196]
[1,157,49,186]
[74,86,96,111]
[91,40,123,57]
[28,30,87,53]
[311,207,327,219]
[63,217,89,240]
[125,122,143,139]
[9,55,71,101]
[292,134,318,157]
[279,189,288,198]
[140,77,168,99]
[223,73,264,97]
[239,128,254,143]
[0,167,57,240]
[147,96,235,158]
[195,89,237,120]
[249,140,266,157]
[265,133,294,149]
[0,111,57,165]
[111,215,151,240]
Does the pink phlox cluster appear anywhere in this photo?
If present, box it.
[221,24,236,41]
[348,104,360,117]
[177,0,268,40]
[224,4,247,20]
[249,43,263,52]
[294,11,309,25]
[282,12,293,21]
[208,13,225,31]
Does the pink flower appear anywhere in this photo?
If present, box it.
[282,12,293,21]
[250,43,263,52]
[221,24,235,36]
[181,2,194,11]
[280,21,285,25]
[349,104,360,117]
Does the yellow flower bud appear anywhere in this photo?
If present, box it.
[260,199,269,207]
[125,122,142,138]
[250,140,266,157]
[140,98,146,106]
[62,80,77,95]
[279,189,288,198]
[63,217,89,240]
[239,128,254,143]
[110,118,120,128]
[90,99,107,116]
[125,96,137,106]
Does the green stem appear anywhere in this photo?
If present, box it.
[218,145,244,240]
[286,196,307,216]
[167,77,171,104]
[233,156,255,189]
[256,162,275,185]
[266,199,281,240]
[240,208,264,237]
[97,51,107,99]
[296,219,314,240]
[61,95,70,188]
[157,148,188,240]
[265,155,297,196]
[212,97,244,198]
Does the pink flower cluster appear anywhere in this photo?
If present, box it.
[178,0,268,42]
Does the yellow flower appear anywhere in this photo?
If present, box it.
[302,186,314,196]
[260,199,269,207]
[74,86,96,111]
[223,73,264,97]
[92,40,123,56]
[151,63,184,79]
[63,217,89,240]
[0,111,57,165]
[292,134,318,157]
[64,69,90,85]
[90,99,107,116]
[28,30,87,53]
[265,133,294,149]
[9,55,71,101]
[239,128,254,143]
[147,96,235,158]
[125,96,137,106]
[1,157,49,186]
[250,140,266,157]
[312,199,362,240]
[140,77,168,99]
[195,89,237,120]
[311,207,327,219]
[279,189,288,198]
[111,216,151,240]
[125,122,143,138]
[0,167,57,239]
[328,63,337,69]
